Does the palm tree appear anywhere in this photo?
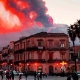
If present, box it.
[67,25,77,71]
[76,20,80,39]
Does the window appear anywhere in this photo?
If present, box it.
[38,41,42,47]
[54,41,59,47]
[38,51,42,59]
[61,43,64,47]
[49,52,53,60]
[18,44,19,49]
[27,40,30,47]
[71,53,74,59]
[60,40,65,47]
[23,42,25,49]
[48,40,53,49]
[60,55,64,60]
[31,52,34,59]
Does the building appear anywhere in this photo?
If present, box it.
[14,32,69,74]
[1,41,14,70]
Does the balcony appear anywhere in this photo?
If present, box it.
[47,47,67,51]
[2,59,7,63]
[14,60,25,65]
[26,59,46,63]
[26,46,45,51]
[14,48,25,54]
[2,53,8,57]
[47,59,67,63]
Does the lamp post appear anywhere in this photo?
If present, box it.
[68,25,77,71]
[7,45,10,71]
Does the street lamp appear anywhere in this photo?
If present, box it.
[7,45,10,71]
[68,25,77,71]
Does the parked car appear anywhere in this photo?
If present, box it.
[13,70,19,76]
[13,70,24,76]
[77,71,80,78]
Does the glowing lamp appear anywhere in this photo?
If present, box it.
[27,63,29,66]
[57,64,58,65]
[10,64,12,66]
[35,63,37,66]
[60,61,67,65]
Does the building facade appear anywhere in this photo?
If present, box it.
[1,41,14,70]
[13,32,69,74]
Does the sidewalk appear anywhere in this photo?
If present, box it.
[0,75,67,80]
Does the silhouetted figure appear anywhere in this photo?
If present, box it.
[37,72,40,80]
[72,72,78,80]
[19,74,22,80]
[25,69,28,80]
[1,71,3,80]
[67,75,71,80]
[40,72,42,80]
[34,71,36,80]
[11,71,14,80]
[6,71,9,80]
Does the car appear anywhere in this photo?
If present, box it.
[77,71,80,78]
[13,70,19,76]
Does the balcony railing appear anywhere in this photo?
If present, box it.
[14,48,25,54]
[26,59,46,63]
[2,53,8,57]
[47,59,67,63]
[26,46,45,51]
[14,60,25,65]
[47,47,67,51]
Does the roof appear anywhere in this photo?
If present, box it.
[14,32,68,43]
[30,32,68,37]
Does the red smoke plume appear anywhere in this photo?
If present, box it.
[0,0,53,33]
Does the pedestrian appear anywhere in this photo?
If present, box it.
[11,71,14,80]
[19,74,22,80]
[71,72,78,80]
[8,71,12,80]
[37,72,40,80]
[34,71,36,80]
[6,71,9,80]
[1,71,3,80]
[40,72,42,80]
[25,69,28,80]
[67,74,71,80]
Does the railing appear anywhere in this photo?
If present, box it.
[47,47,67,51]
[26,59,46,63]
[26,46,45,51]
[47,59,67,63]
[14,48,25,54]
[2,53,8,57]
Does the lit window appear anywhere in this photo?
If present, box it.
[61,43,64,47]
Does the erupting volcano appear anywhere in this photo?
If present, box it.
[0,0,53,33]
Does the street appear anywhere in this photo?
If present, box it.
[0,75,80,80]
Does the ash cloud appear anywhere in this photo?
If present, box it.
[7,0,53,27]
